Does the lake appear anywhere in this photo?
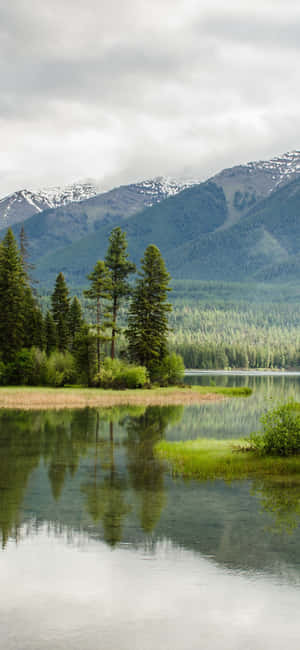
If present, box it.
[0,374,300,649]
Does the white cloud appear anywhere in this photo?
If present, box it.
[1,0,300,195]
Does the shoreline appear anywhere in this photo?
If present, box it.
[185,369,300,376]
[0,386,230,410]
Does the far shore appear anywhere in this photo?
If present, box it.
[0,385,250,410]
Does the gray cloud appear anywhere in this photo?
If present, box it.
[1,0,300,195]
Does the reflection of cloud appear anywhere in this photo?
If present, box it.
[1,1,300,193]
[0,530,299,649]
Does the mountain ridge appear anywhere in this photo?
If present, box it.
[3,149,300,287]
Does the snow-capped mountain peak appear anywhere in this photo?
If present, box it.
[38,180,101,208]
[0,181,101,228]
[245,150,300,186]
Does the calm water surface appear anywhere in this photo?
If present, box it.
[1,374,300,649]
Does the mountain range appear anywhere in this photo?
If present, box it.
[2,150,300,287]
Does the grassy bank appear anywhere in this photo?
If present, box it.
[0,385,251,410]
[155,438,300,481]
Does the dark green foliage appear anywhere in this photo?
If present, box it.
[22,288,45,350]
[45,311,57,355]
[126,245,172,376]
[105,227,136,359]
[68,296,84,347]
[84,260,113,373]
[73,324,97,386]
[0,229,27,362]
[51,272,70,351]
[19,225,36,285]
[249,403,300,456]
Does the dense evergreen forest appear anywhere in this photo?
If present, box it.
[2,224,300,375]
[169,304,300,369]
[0,227,183,387]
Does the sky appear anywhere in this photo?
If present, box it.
[1,0,300,196]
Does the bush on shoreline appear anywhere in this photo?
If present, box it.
[92,358,149,389]
[249,402,300,456]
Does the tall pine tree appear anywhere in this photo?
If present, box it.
[19,225,37,289]
[51,272,70,351]
[84,261,113,373]
[105,227,135,359]
[126,245,172,376]
[0,229,27,362]
[45,311,57,354]
[68,296,84,349]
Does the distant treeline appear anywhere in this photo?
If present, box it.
[168,304,300,369]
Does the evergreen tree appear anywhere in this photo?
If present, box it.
[19,225,37,288]
[73,324,97,386]
[51,272,70,351]
[45,311,57,355]
[22,288,45,350]
[68,296,84,348]
[84,261,113,374]
[0,229,27,362]
[126,245,172,375]
[105,227,135,359]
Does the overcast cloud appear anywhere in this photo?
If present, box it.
[1,0,300,195]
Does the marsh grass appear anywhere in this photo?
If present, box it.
[155,438,300,481]
[0,385,250,410]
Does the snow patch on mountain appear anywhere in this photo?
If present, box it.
[245,150,300,188]
[38,180,101,207]
[0,181,101,228]
[135,176,197,204]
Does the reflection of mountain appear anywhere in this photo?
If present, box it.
[1,402,300,577]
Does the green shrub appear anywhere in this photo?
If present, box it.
[152,353,185,386]
[249,402,300,456]
[46,350,76,387]
[116,365,148,389]
[93,357,148,389]
[29,348,48,385]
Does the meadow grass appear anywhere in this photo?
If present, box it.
[0,385,250,410]
[155,437,300,481]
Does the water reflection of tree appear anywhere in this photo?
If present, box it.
[125,406,183,533]
[81,416,131,547]
[0,409,95,545]
[0,411,43,547]
[253,479,300,534]
[0,405,184,547]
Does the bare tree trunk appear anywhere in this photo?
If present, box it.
[97,297,100,373]
[111,297,117,360]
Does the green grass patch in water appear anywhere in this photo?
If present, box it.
[190,386,252,397]
[155,438,300,481]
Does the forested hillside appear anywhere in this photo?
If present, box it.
[3,151,300,289]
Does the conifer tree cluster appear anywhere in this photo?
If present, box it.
[0,225,184,387]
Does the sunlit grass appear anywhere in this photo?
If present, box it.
[155,438,300,481]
